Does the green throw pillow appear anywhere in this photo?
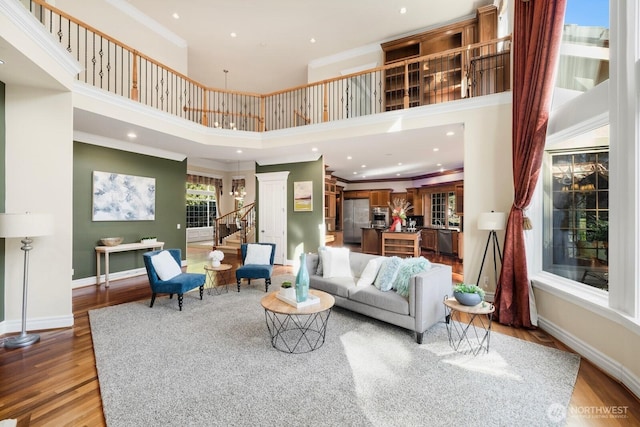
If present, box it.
[374,257,403,292]
[393,257,432,297]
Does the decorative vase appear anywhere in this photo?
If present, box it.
[395,221,402,232]
[453,291,482,306]
[295,253,310,302]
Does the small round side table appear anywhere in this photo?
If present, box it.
[443,296,495,355]
[204,263,232,295]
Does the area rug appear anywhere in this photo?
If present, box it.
[89,275,580,426]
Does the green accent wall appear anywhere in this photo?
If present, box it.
[0,81,5,321]
[73,142,187,280]
[256,158,324,257]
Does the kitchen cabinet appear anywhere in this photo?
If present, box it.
[455,184,464,215]
[370,190,391,207]
[362,228,383,255]
[344,190,370,199]
[406,188,423,215]
[421,229,437,252]
[382,231,421,258]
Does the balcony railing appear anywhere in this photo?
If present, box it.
[28,0,511,132]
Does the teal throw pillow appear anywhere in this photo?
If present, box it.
[393,257,432,297]
[374,257,403,292]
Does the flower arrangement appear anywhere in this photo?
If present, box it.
[388,197,412,230]
[208,249,224,267]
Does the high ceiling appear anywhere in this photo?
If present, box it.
[125,0,493,93]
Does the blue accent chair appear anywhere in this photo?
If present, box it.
[143,249,205,311]
[235,243,276,292]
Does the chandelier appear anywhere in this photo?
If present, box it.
[230,161,246,201]
[214,69,237,130]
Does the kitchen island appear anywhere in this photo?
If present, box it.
[361,227,385,255]
[381,230,421,258]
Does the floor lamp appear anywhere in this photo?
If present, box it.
[476,211,506,287]
[0,212,54,349]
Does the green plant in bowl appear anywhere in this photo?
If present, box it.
[281,281,292,289]
[452,283,485,306]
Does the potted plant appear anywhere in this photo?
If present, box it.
[140,236,157,244]
[452,283,485,306]
[279,281,296,300]
[208,250,225,267]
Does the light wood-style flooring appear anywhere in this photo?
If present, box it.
[0,245,638,426]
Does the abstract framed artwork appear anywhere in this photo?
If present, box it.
[293,181,313,212]
[92,171,156,221]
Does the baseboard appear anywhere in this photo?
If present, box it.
[538,315,640,399]
[72,261,187,289]
[0,314,74,336]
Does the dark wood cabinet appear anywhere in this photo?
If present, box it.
[455,184,464,215]
[370,190,391,207]
[362,228,382,255]
[381,5,498,111]
[420,229,437,252]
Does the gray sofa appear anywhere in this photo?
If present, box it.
[305,251,453,344]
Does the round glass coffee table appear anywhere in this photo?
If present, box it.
[260,289,335,353]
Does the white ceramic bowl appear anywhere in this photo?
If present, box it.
[100,237,124,246]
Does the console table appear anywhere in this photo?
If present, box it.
[95,241,164,287]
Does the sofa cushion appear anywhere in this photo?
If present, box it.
[348,285,409,315]
[393,257,432,297]
[322,247,352,278]
[310,275,355,298]
[374,256,402,291]
[356,257,384,287]
[315,246,327,275]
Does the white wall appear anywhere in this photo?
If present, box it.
[53,0,189,76]
[4,85,74,331]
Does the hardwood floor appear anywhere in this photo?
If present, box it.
[0,246,639,426]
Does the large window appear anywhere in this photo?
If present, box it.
[186,183,217,228]
[544,140,609,290]
[430,192,460,229]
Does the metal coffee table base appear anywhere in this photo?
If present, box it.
[263,309,332,354]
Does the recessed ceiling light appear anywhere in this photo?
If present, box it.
[0,59,5,65]
[399,7,407,14]
[353,172,357,175]
[230,32,237,38]
[440,168,445,172]
[433,148,439,152]
[310,38,316,44]
[397,162,403,166]
[236,149,242,154]
[127,132,137,139]
[311,147,318,152]
[347,156,352,160]
[172,12,180,19]
[437,163,442,167]
[361,164,366,168]
[446,131,455,136]
[396,173,401,176]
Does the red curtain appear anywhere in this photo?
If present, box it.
[494,0,567,327]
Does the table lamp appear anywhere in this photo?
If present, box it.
[0,212,54,348]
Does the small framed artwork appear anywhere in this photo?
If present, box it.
[293,181,313,212]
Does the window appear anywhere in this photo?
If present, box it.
[430,192,459,228]
[544,127,609,290]
[186,183,217,228]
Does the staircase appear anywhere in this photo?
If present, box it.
[213,203,255,254]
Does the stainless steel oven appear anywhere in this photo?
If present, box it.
[371,207,389,228]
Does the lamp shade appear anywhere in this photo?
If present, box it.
[0,213,54,238]
[477,212,506,231]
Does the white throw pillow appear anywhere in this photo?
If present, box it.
[151,250,182,281]
[244,244,273,265]
[322,247,352,279]
[356,257,384,287]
